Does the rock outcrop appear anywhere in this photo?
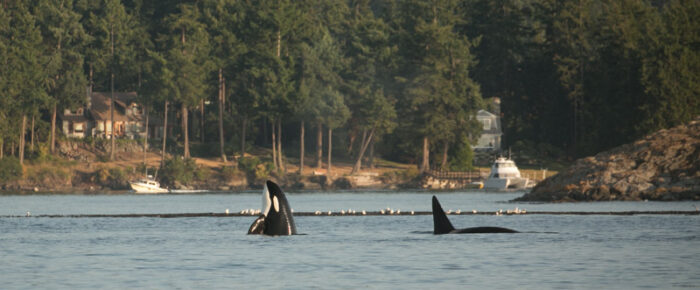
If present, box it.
[516,118,700,202]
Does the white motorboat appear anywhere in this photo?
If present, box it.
[129,175,169,194]
[483,157,532,190]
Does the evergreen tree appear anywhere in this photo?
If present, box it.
[34,0,89,154]
[162,3,210,159]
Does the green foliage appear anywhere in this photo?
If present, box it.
[0,157,23,183]
[27,166,71,184]
[449,136,474,171]
[1,0,697,172]
[161,157,197,186]
[238,156,274,182]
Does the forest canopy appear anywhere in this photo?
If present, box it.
[0,0,697,169]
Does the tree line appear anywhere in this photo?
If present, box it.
[0,0,697,173]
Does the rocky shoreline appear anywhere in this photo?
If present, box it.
[516,118,700,202]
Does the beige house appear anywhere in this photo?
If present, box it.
[473,98,503,151]
[59,90,162,140]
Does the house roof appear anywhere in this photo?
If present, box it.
[90,92,137,122]
[477,109,502,134]
[60,114,88,122]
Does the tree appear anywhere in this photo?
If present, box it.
[162,3,210,159]
[395,0,482,172]
[84,0,139,160]
[3,2,48,165]
[34,0,88,154]
[341,1,397,174]
[201,0,246,162]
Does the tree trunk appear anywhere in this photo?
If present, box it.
[240,115,247,158]
[316,121,323,169]
[11,141,15,157]
[420,137,429,173]
[110,71,115,161]
[441,141,449,170]
[271,118,277,170]
[368,138,375,169]
[351,128,375,175]
[347,130,356,156]
[161,100,169,167]
[19,115,26,165]
[299,121,304,175]
[30,114,35,151]
[218,68,227,162]
[327,128,332,178]
[110,24,115,161]
[277,118,284,172]
[50,104,57,153]
[0,139,3,159]
[200,98,205,143]
[182,104,190,159]
[143,104,149,166]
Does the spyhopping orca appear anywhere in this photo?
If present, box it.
[248,180,297,235]
[432,195,518,234]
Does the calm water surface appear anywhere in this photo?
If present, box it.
[1,191,698,289]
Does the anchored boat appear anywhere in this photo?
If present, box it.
[483,157,532,190]
[129,175,169,194]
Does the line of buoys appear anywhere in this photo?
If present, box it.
[6,210,698,218]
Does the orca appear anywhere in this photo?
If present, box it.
[248,180,297,235]
[432,195,518,234]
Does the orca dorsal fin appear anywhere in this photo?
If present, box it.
[432,196,455,234]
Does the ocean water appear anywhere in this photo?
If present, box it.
[1,191,698,289]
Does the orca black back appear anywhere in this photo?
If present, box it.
[431,195,518,234]
[432,196,456,234]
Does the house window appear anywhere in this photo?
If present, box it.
[74,123,83,132]
[482,119,491,130]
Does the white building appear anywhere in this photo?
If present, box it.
[473,98,502,151]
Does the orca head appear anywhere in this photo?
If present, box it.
[432,195,456,234]
[249,180,297,235]
[262,180,286,217]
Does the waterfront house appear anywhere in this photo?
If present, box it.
[59,90,163,140]
[473,98,503,151]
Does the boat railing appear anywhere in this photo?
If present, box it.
[425,169,484,181]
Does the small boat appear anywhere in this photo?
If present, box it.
[129,175,169,194]
[483,157,532,190]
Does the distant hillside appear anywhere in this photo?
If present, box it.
[516,118,700,202]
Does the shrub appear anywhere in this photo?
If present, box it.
[449,136,474,171]
[0,157,23,182]
[160,157,206,186]
[93,166,129,189]
[238,157,273,183]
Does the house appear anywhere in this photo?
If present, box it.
[61,107,89,138]
[473,98,503,151]
[59,90,163,140]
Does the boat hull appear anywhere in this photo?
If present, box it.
[483,177,529,190]
[129,182,169,194]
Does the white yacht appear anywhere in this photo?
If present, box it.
[129,175,169,194]
[483,157,531,190]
